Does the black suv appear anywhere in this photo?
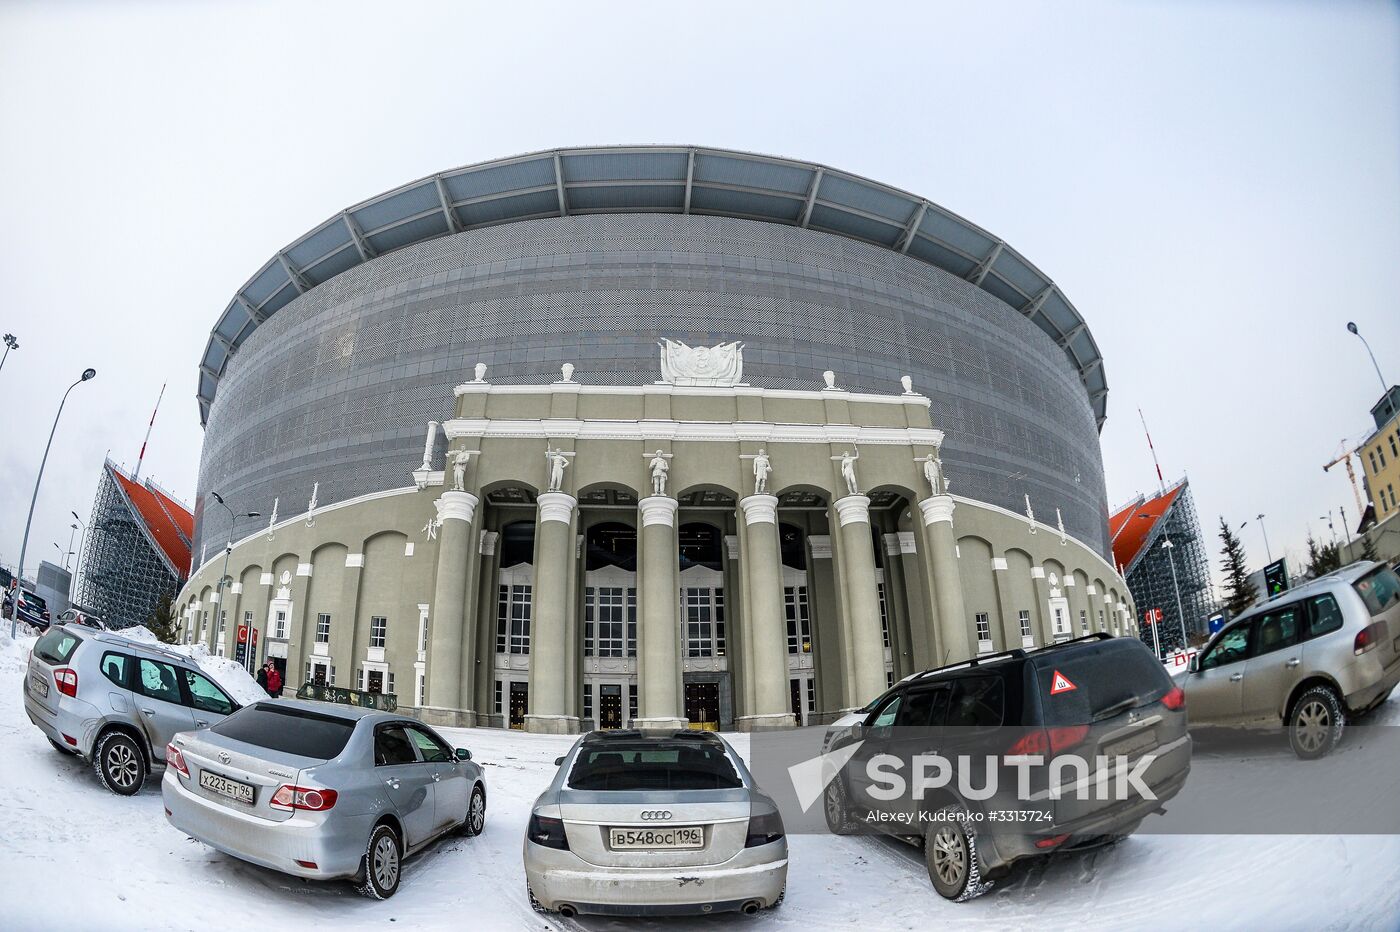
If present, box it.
[822,634,1191,902]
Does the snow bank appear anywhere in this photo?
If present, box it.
[0,630,36,676]
[119,627,268,705]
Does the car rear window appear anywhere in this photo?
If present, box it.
[568,740,742,791]
[1354,567,1400,616]
[211,703,356,760]
[33,628,82,665]
[1033,639,1173,725]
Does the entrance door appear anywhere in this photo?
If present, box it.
[508,681,529,729]
[599,684,623,729]
[366,669,384,694]
[685,682,720,731]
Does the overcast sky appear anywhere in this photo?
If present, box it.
[2,0,1397,593]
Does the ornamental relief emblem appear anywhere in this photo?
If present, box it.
[657,339,744,386]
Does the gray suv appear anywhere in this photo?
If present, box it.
[1180,561,1400,758]
[23,625,241,793]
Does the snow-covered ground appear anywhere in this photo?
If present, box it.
[2,629,1398,931]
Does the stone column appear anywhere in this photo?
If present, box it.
[832,495,889,707]
[525,492,580,735]
[918,495,972,664]
[736,494,796,730]
[424,490,478,726]
[635,496,685,729]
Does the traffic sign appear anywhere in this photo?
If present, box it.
[1050,671,1077,695]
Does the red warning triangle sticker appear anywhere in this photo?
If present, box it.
[1050,671,1077,695]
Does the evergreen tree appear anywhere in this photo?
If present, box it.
[1305,535,1342,577]
[1218,517,1257,617]
[146,593,178,644]
[1361,532,1380,563]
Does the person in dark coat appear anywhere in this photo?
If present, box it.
[256,664,269,693]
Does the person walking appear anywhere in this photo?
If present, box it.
[265,661,283,698]
[255,663,269,694]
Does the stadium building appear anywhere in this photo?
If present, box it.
[176,146,1137,731]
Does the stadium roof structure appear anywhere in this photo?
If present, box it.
[1110,482,1185,576]
[196,145,1109,428]
[109,466,193,575]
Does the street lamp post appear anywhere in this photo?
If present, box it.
[1162,537,1188,650]
[1256,513,1273,563]
[1347,322,1389,394]
[70,512,87,602]
[0,333,17,376]
[208,491,259,656]
[12,368,96,638]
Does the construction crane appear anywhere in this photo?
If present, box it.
[1323,439,1366,517]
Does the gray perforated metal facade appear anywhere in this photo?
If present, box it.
[194,213,1109,560]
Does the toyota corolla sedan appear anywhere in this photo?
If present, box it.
[524,730,787,918]
[164,699,486,898]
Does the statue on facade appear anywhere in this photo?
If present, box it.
[839,449,860,496]
[752,448,772,494]
[649,450,670,496]
[304,482,319,527]
[823,370,837,390]
[922,454,947,496]
[472,363,487,383]
[545,447,570,492]
[451,449,474,492]
[560,362,575,383]
[420,420,439,471]
[1024,493,1038,534]
[266,498,279,541]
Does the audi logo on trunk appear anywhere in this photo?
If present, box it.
[639,810,672,821]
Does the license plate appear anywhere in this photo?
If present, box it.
[29,673,49,698]
[609,826,704,850]
[199,769,255,804]
[1105,729,1158,760]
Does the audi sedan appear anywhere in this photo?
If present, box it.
[523,730,787,918]
[164,700,487,898]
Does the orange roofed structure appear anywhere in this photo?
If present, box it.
[1109,478,1212,651]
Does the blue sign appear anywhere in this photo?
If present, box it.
[1208,612,1225,634]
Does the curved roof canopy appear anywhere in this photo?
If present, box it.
[197,146,1109,427]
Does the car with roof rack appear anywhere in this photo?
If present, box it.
[524,729,787,918]
[1178,559,1400,758]
[23,624,242,794]
[822,633,1190,902]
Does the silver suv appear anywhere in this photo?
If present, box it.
[1180,561,1400,757]
[23,625,241,793]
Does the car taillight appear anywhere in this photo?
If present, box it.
[527,813,570,850]
[745,809,785,848]
[270,785,338,811]
[1035,833,1071,849]
[1161,686,1185,711]
[1007,725,1088,756]
[54,668,78,698]
[165,743,190,777]
[1355,621,1384,655]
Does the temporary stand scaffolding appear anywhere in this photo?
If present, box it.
[74,460,192,629]
[1110,478,1213,655]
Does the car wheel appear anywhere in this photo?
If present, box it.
[823,776,858,835]
[48,737,74,755]
[356,824,402,900]
[1289,685,1345,759]
[94,731,146,796]
[462,785,486,837]
[923,805,991,902]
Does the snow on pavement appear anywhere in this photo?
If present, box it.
[2,629,1398,931]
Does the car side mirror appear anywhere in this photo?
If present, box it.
[1188,655,1200,673]
[554,756,566,766]
[455,748,471,762]
[849,723,865,741]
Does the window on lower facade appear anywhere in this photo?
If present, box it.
[1018,610,1032,638]
[415,670,424,707]
[273,609,287,639]
[628,684,638,721]
[585,587,628,657]
[418,612,428,654]
[1053,606,1069,636]
[975,612,991,644]
[216,612,227,656]
[370,616,387,649]
[806,678,816,713]
[582,684,593,723]
[886,670,895,688]
[494,680,502,715]
[497,584,532,654]
[877,582,891,648]
[683,587,724,657]
[1098,609,1106,631]
[784,586,811,654]
[316,613,331,644]
[1079,609,1088,633]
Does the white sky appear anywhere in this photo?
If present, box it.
[2,0,1397,591]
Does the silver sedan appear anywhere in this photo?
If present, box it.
[524,730,787,918]
[163,699,486,898]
